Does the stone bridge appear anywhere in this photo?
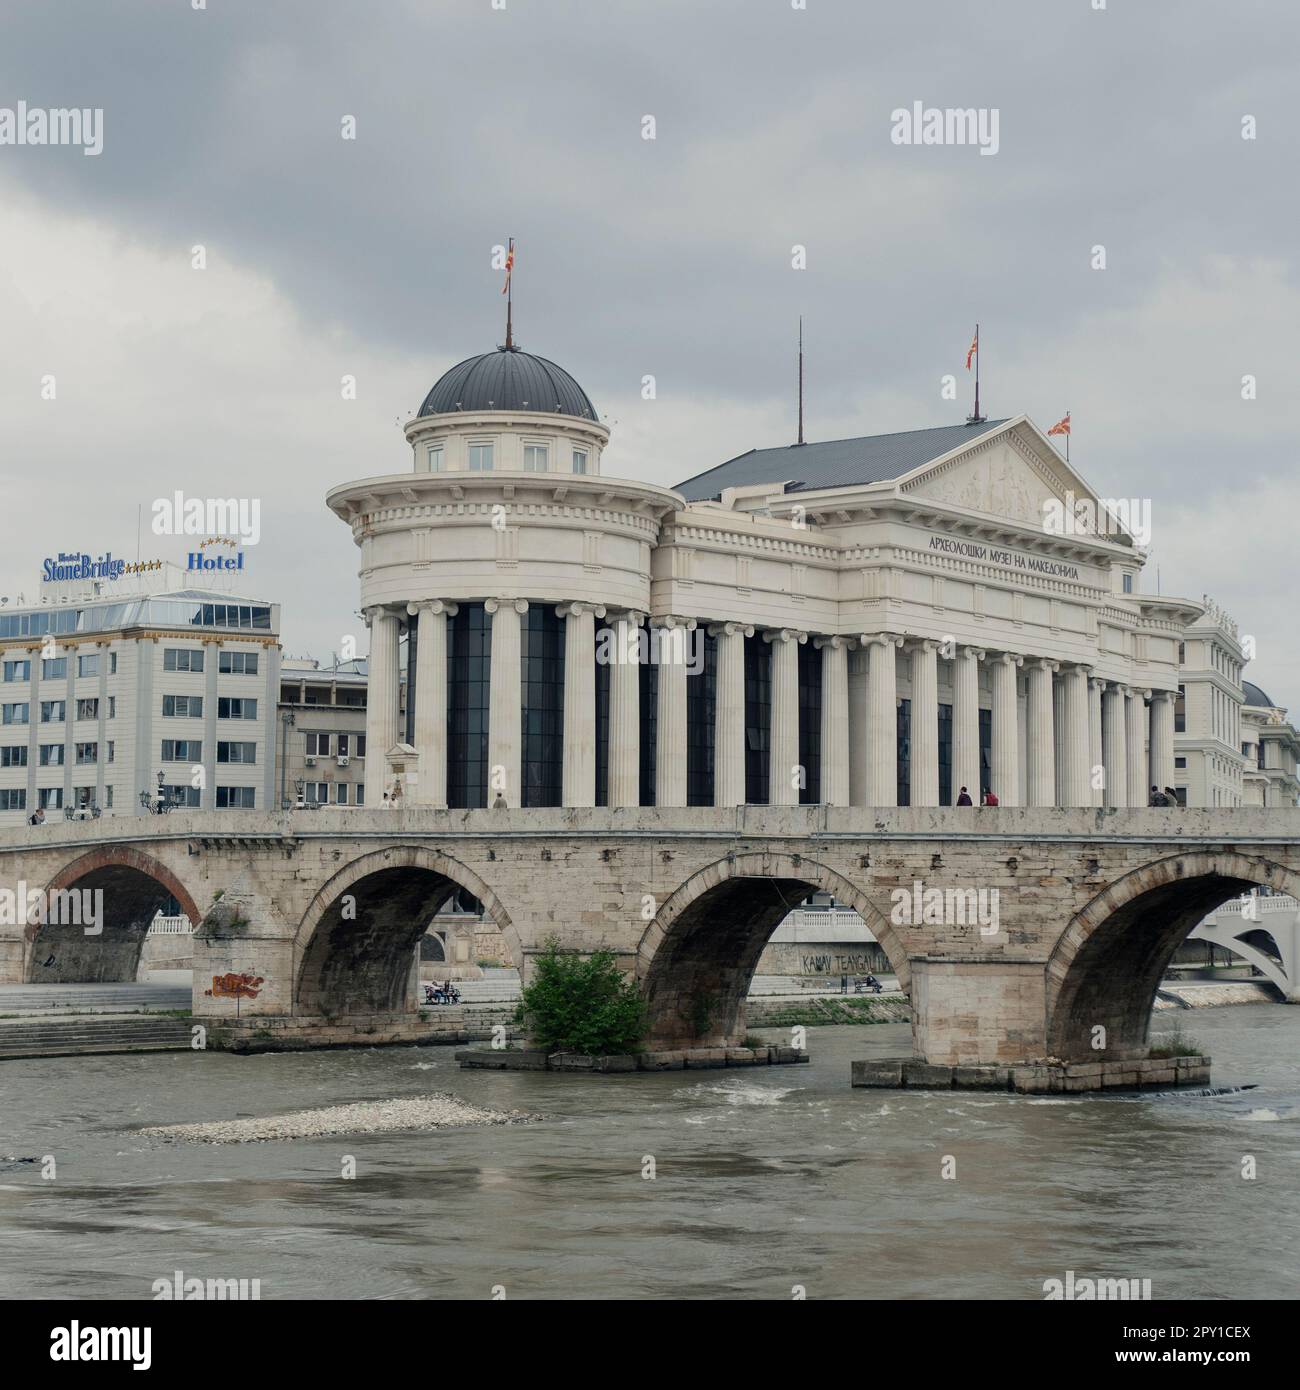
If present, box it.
[1,807,1297,1066]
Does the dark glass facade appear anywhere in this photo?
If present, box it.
[798,641,821,803]
[897,697,911,806]
[686,631,716,806]
[595,621,611,806]
[938,702,953,806]
[639,659,657,806]
[744,635,771,804]
[447,603,490,808]
[404,621,417,746]
[521,607,565,807]
[979,707,992,799]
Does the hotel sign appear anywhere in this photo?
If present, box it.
[42,551,126,583]
[928,535,1082,582]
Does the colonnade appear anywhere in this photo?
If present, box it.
[364,605,1177,810]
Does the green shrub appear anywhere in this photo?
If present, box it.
[515,939,647,1056]
[1150,1028,1201,1059]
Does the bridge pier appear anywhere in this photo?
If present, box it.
[908,959,1048,1065]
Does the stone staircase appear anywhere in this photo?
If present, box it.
[0,1015,193,1061]
[0,983,192,1014]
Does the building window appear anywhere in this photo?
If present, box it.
[426,445,444,472]
[106,741,114,763]
[75,698,98,721]
[305,732,332,756]
[447,602,490,809]
[572,448,588,475]
[161,739,202,762]
[107,696,116,718]
[686,631,717,806]
[39,787,63,810]
[468,442,494,471]
[2,703,28,725]
[335,782,349,805]
[523,444,549,472]
[217,741,257,764]
[744,635,771,804]
[979,708,992,799]
[40,657,66,680]
[216,786,256,808]
[0,789,27,811]
[521,606,565,808]
[798,641,822,804]
[40,700,65,723]
[162,785,201,808]
[0,745,27,768]
[163,648,204,672]
[163,695,203,718]
[110,652,117,674]
[75,742,98,765]
[897,698,912,806]
[595,621,611,806]
[3,659,31,682]
[1174,686,1186,734]
[938,702,953,807]
[638,659,657,807]
[1122,573,1133,594]
[218,651,259,675]
[39,744,64,767]
[1174,756,1187,769]
[218,697,257,720]
[337,734,350,757]
[304,782,329,806]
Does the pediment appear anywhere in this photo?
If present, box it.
[900,421,1116,539]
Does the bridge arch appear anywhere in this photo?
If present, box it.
[636,851,906,1049]
[1045,850,1300,1061]
[292,845,518,1017]
[26,846,201,984]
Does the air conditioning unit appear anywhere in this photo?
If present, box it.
[305,755,316,766]
[337,755,349,767]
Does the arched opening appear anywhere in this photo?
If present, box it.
[293,847,515,1017]
[637,853,905,1049]
[1046,852,1300,1061]
[26,849,200,984]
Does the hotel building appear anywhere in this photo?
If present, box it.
[0,588,280,825]
[327,343,1199,811]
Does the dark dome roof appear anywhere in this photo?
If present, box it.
[418,347,598,420]
[1243,680,1274,708]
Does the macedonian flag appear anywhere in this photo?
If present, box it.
[965,327,978,370]
[1047,412,1071,437]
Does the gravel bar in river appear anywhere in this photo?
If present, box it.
[139,1092,540,1144]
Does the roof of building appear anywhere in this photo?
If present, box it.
[417,347,598,420]
[674,418,1012,501]
[1244,680,1275,708]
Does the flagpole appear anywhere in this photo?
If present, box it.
[973,322,980,422]
[504,236,514,350]
[1066,409,1070,463]
[797,316,804,445]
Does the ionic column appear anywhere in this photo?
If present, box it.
[408,600,456,807]
[557,602,604,807]
[1127,687,1150,808]
[654,617,692,807]
[1102,682,1128,808]
[711,621,752,807]
[909,640,939,807]
[608,612,642,809]
[1088,676,1106,807]
[766,629,805,805]
[1061,665,1092,807]
[990,652,1022,806]
[363,606,401,802]
[1026,658,1059,807]
[951,646,983,805]
[817,637,849,807]
[1150,689,1176,793]
[1053,672,1066,805]
[865,634,902,807]
[486,598,527,807]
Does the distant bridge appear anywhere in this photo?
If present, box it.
[1,807,1297,1065]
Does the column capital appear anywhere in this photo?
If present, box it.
[763,628,807,645]
[814,634,849,651]
[612,610,647,628]
[1073,662,1093,678]
[1089,675,1108,692]
[992,651,1023,669]
[1029,657,1060,674]
[907,638,939,655]
[707,621,754,639]
[861,632,904,650]
[957,646,986,662]
[1149,687,1176,704]
[485,598,529,616]
[406,599,459,618]
[652,614,697,631]
[555,602,607,620]
[361,605,396,626]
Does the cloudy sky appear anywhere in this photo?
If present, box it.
[2,1,1297,692]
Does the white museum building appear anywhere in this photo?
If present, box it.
[327,342,1202,813]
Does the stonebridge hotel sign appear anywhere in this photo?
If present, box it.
[329,340,1192,814]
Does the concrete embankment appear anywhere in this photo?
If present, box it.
[1155,982,1280,1009]
[0,1014,193,1060]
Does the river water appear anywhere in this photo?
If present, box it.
[1,1006,1297,1300]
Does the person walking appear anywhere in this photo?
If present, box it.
[956,786,973,806]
